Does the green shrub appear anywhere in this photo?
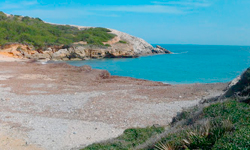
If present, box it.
[213,126,250,150]
[83,127,164,150]
[0,11,7,20]
[119,40,127,44]
[0,13,116,48]
[104,44,111,47]
[151,100,250,150]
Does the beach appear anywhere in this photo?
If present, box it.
[0,58,228,150]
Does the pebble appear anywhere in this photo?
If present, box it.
[153,124,161,128]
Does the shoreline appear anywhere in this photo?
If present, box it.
[0,54,228,85]
[0,56,228,149]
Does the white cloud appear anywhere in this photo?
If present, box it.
[11,8,118,19]
[11,9,94,19]
[94,5,184,14]
[0,0,212,18]
[21,0,38,6]
[0,4,20,9]
[151,0,211,7]
[0,0,38,9]
[91,0,212,14]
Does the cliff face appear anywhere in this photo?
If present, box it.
[222,68,250,102]
[109,29,154,55]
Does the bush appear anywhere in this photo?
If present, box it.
[83,127,164,150]
[119,40,127,44]
[86,100,250,150]
[149,100,250,150]
[0,13,116,48]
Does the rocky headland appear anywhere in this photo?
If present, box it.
[0,34,171,61]
[0,12,171,61]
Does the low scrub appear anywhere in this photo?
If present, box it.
[119,40,127,44]
[83,127,164,150]
[83,100,250,150]
[0,11,116,48]
[144,100,250,150]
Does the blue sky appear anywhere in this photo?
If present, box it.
[1,0,250,45]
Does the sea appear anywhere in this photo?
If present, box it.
[67,44,250,84]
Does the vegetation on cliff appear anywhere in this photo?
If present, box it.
[0,11,116,48]
[83,69,250,150]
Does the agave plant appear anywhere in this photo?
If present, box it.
[155,141,175,150]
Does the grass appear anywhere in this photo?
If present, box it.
[82,100,250,150]
[82,127,164,150]
[81,68,250,150]
[149,100,250,150]
[0,11,116,48]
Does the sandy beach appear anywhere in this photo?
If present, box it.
[0,54,24,62]
[0,57,228,150]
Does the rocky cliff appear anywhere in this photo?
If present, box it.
[0,32,171,61]
[0,16,171,60]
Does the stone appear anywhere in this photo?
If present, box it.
[98,70,111,79]
[74,46,86,57]
[51,49,70,60]
[47,48,53,51]
[30,53,51,60]
[152,45,172,54]
[153,124,161,128]
[110,29,154,55]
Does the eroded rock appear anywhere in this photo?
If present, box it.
[0,28,172,61]
[152,45,172,54]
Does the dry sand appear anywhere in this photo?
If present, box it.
[0,54,25,62]
[0,59,228,150]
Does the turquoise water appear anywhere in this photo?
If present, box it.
[67,44,250,84]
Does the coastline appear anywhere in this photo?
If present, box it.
[0,58,228,149]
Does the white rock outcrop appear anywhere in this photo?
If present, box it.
[109,29,154,55]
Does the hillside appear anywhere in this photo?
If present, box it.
[0,12,171,60]
[0,11,116,47]
[83,68,250,150]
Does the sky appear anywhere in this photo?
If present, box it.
[1,0,250,46]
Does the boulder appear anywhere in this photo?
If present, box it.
[30,53,51,60]
[98,70,111,79]
[223,68,250,99]
[109,29,154,55]
[74,46,86,57]
[52,49,70,60]
[152,45,172,54]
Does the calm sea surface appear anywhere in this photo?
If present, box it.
[67,44,250,84]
